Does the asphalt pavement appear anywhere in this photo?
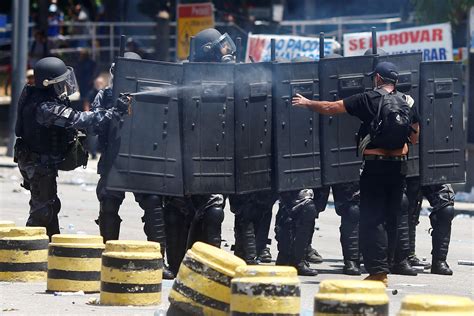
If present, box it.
[0,154,473,315]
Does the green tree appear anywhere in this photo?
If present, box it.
[412,0,474,25]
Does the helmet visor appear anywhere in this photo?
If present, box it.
[45,67,79,96]
[214,33,236,56]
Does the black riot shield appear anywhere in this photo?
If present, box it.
[182,62,235,194]
[234,62,273,194]
[319,55,374,185]
[272,60,321,192]
[105,58,184,196]
[419,61,465,185]
[376,52,422,177]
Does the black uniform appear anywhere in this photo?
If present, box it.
[164,28,235,275]
[229,191,276,264]
[92,88,167,256]
[15,85,116,237]
[343,89,419,275]
[312,182,361,274]
[275,189,318,275]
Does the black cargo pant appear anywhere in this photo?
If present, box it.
[18,159,61,238]
[359,159,406,275]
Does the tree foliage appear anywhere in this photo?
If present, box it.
[412,0,474,25]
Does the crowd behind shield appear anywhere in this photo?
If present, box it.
[14,28,464,285]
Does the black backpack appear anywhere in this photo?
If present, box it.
[367,88,412,150]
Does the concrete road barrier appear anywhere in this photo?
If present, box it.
[314,279,389,315]
[100,240,163,306]
[169,241,246,316]
[398,294,474,315]
[47,234,104,293]
[0,221,15,227]
[230,265,300,315]
[0,227,48,282]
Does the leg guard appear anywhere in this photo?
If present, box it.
[164,201,190,275]
[430,205,455,261]
[339,204,360,262]
[393,193,410,265]
[333,183,360,263]
[234,216,258,263]
[423,184,455,261]
[136,194,166,254]
[202,206,224,248]
[97,198,122,242]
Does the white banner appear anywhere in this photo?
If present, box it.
[245,34,339,63]
[343,23,453,61]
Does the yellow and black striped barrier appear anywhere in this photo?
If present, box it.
[398,294,474,315]
[0,221,15,228]
[230,265,300,315]
[0,227,48,282]
[47,234,104,293]
[100,240,163,306]
[314,279,389,315]
[169,241,247,315]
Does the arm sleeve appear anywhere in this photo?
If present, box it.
[15,85,31,137]
[36,99,115,129]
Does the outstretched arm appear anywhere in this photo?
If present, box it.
[292,93,346,115]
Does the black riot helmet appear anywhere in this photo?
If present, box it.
[109,51,142,76]
[364,48,388,56]
[34,57,79,96]
[193,28,236,63]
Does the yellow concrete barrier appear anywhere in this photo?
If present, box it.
[0,221,15,227]
[230,265,300,315]
[100,240,163,306]
[0,227,48,282]
[169,241,247,315]
[398,294,474,315]
[47,234,104,293]
[314,279,389,315]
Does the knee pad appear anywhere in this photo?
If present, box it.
[430,205,455,224]
[137,195,162,210]
[27,206,54,227]
[204,206,224,226]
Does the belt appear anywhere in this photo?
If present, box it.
[363,155,407,161]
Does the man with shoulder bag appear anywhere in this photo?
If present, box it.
[292,61,420,286]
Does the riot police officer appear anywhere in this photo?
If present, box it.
[15,57,126,238]
[91,52,174,279]
[164,28,233,275]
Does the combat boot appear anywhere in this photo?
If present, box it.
[343,260,361,275]
[431,260,453,275]
[364,273,388,287]
[391,259,418,276]
[295,261,318,276]
[306,246,323,264]
[408,255,431,269]
[257,247,272,263]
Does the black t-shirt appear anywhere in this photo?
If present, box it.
[343,89,420,148]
